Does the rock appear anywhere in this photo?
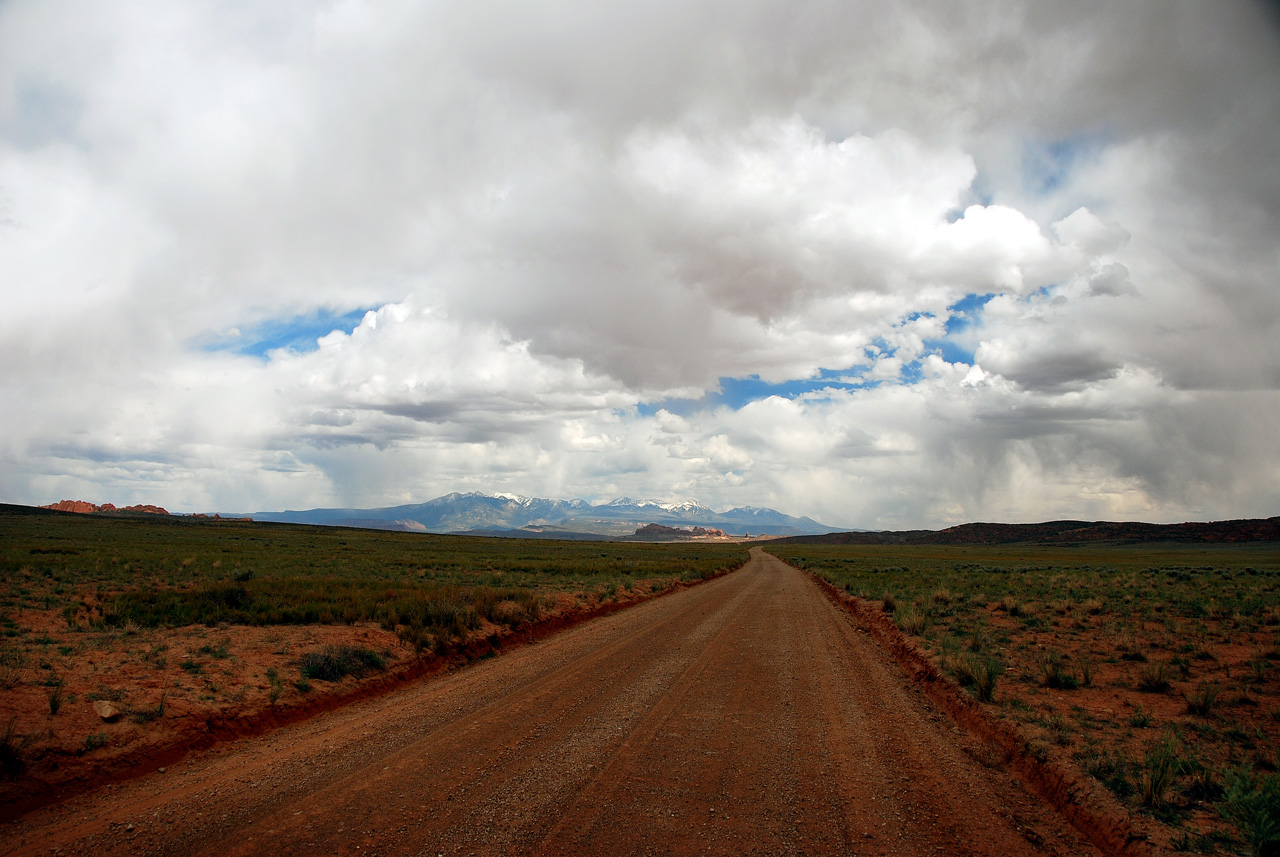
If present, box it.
[39,500,169,515]
[93,700,120,721]
[41,500,101,514]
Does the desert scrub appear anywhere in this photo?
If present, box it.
[1186,682,1222,717]
[112,579,544,637]
[0,644,24,689]
[266,667,284,703]
[1217,768,1280,856]
[198,637,231,659]
[1079,655,1094,687]
[1037,650,1080,690]
[1141,731,1180,808]
[1076,745,1136,799]
[943,649,1002,702]
[1137,661,1172,693]
[895,604,928,636]
[298,645,386,682]
[2,509,747,598]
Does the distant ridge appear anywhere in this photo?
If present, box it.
[773,516,1280,546]
[243,492,842,537]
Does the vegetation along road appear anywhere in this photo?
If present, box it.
[5,548,1100,856]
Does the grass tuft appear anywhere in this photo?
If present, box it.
[266,667,284,703]
[1038,650,1080,690]
[1217,768,1280,856]
[1141,731,1180,808]
[1186,682,1221,717]
[298,645,387,682]
[1138,661,1171,693]
[895,604,927,635]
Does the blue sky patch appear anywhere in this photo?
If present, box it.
[202,307,375,359]
[921,291,993,365]
[945,292,994,328]
[637,368,882,417]
[639,294,997,416]
[923,338,975,365]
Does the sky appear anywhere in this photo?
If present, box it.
[2,1,1279,530]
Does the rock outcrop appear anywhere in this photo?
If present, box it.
[40,500,170,516]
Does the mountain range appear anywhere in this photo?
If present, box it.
[244,492,843,538]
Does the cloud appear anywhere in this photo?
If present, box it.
[2,0,1279,527]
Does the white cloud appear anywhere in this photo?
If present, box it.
[2,0,1278,527]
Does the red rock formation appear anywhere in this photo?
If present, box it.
[39,500,170,516]
[40,500,101,514]
[120,504,169,515]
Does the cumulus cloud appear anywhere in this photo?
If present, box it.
[2,0,1279,526]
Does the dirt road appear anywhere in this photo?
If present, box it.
[3,549,1101,856]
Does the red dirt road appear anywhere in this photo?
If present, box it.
[3,549,1101,856]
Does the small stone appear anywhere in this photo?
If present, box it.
[93,700,120,721]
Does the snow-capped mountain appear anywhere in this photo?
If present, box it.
[246,492,840,537]
[601,498,716,515]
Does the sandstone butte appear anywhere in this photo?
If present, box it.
[40,500,171,516]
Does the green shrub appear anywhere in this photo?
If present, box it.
[197,638,231,659]
[266,667,284,703]
[1217,768,1280,856]
[1128,706,1151,728]
[298,645,386,682]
